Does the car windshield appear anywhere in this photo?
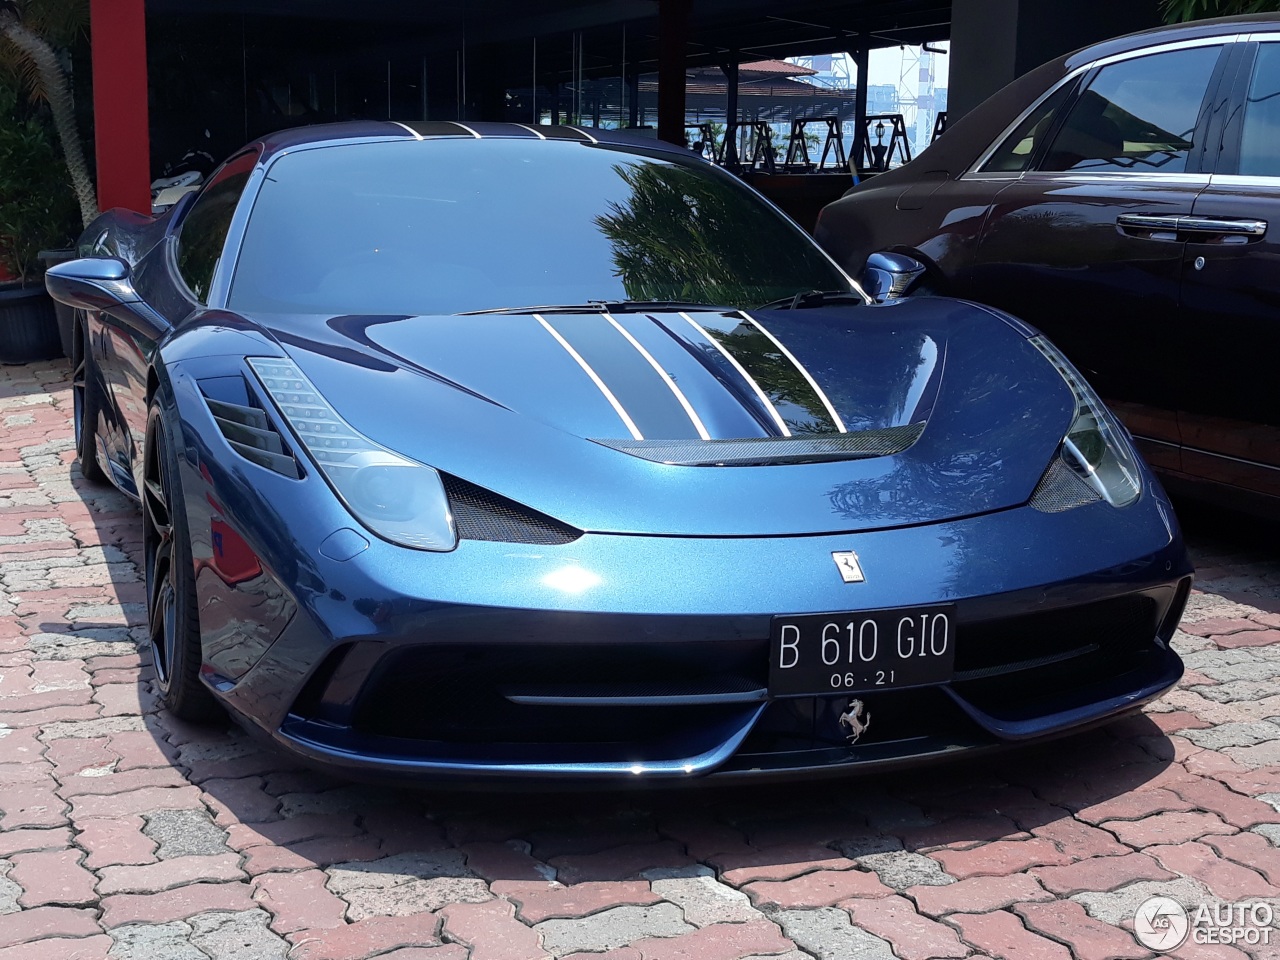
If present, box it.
[227,137,856,316]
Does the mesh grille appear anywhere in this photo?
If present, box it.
[442,475,582,545]
[594,423,926,466]
[1029,456,1101,513]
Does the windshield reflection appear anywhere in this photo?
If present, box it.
[594,161,852,310]
[230,139,852,317]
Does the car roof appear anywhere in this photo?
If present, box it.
[846,12,1280,185]
[1065,12,1280,71]
[254,121,694,164]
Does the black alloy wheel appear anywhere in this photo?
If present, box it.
[71,317,107,484]
[142,402,220,722]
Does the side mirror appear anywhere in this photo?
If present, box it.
[44,257,168,340]
[860,252,928,304]
[44,257,140,312]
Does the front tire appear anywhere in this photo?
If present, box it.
[71,317,107,485]
[143,401,220,722]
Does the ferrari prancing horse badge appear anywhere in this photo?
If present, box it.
[832,551,865,583]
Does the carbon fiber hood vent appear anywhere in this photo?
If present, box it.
[1028,456,1102,514]
[443,475,581,545]
[593,423,925,466]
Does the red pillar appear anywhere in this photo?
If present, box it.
[91,0,151,214]
[657,0,692,146]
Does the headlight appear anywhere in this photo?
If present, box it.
[1029,336,1141,508]
[247,357,457,551]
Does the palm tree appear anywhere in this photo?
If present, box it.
[0,0,96,227]
[1162,0,1280,21]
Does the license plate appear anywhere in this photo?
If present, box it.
[769,605,956,697]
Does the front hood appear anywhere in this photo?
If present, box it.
[256,298,1075,536]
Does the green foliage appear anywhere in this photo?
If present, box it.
[593,161,826,308]
[0,0,88,104]
[0,77,80,283]
[1161,0,1280,22]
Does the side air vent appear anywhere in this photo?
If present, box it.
[1029,456,1101,514]
[198,378,301,479]
[441,475,582,545]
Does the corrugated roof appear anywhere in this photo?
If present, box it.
[740,59,819,77]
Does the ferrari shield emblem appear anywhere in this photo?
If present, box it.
[832,551,865,583]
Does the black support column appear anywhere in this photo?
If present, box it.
[949,0,1162,120]
[851,47,869,171]
[723,56,739,165]
[657,0,692,145]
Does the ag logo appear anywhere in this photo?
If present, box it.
[1134,896,1190,952]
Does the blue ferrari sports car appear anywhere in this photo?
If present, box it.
[46,121,1192,781]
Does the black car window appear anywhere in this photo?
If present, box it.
[175,164,253,302]
[981,81,1076,173]
[1040,46,1222,173]
[1239,43,1280,177]
[227,139,855,317]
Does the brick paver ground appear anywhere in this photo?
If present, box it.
[2,356,1279,960]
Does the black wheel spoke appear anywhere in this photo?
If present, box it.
[72,330,106,486]
[72,356,85,445]
[143,477,170,532]
[144,421,176,685]
[142,405,218,722]
[150,576,176,683]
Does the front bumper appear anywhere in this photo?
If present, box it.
[193,471,1191,781]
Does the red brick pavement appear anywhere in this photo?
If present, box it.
[0,358,1278,958]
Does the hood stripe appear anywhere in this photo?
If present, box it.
[536,314,643,440]
[389,121,424,140]
[740,312,848,433]
[604,314,711,441]
[449,121,483,139]
[679,312,792,437]
[513,123,548,140]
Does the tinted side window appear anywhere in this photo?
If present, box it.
[1041,46,1222,173]
[1239,43,1280,176]
[175,170,251,302]
[981,81,1076,173]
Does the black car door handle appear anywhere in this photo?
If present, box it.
[1117,213,1267,240]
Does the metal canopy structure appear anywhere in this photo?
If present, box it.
[131,0,950,203]
[94,0,1152,216]
[143,0,952,77]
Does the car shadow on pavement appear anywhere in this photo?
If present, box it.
[1175,497,1280,617]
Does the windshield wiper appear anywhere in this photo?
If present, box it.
[757,290,866,310]
[457,300,731,316]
